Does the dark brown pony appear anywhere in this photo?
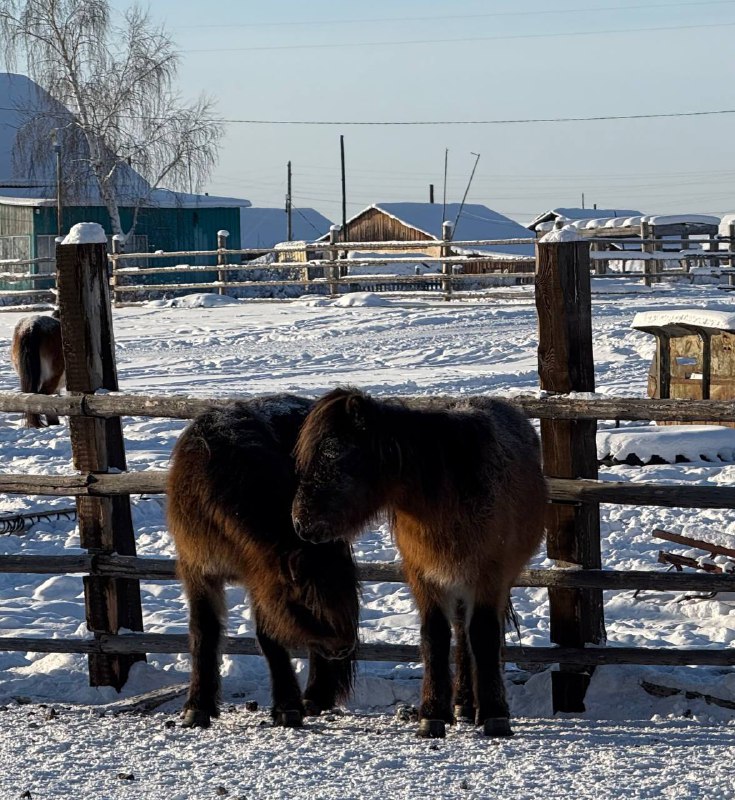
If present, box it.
[11,310,65,427]
[292,387,546,739]
[167,395,359,729]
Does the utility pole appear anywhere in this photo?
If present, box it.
[286,160,293,241]
[429,184,435,204]
[52,129,62,236]
[340,135,347,237]
[582,192,585,210]
[442,148,448,222]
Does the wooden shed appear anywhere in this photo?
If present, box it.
[632,309,735,426]
[317,202,534,271]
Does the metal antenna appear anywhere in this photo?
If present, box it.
[453,152,481,235]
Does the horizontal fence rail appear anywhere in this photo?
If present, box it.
[0,470,733,509]
[2,553,735,592]
[0,635,731,666]
[3,391,735,423]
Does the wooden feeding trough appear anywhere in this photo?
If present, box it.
[632,309,735,426]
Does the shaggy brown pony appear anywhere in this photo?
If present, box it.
[11,310,65,427]
[292,387,546,739]
[167,395,360,729]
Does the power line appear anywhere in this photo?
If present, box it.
[185,20,735,53]
[173,1,735,29]
[212,108,735,126]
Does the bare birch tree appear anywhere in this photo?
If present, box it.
[0,0,224,238]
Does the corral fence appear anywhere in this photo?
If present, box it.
[0,237,734,713]
[2,221,735,308]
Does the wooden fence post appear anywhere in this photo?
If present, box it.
[728,222,735,287]
[535,236,606,712]
[55,234,145,690]
[641,219,654,287]
[110,234,124,307]
[328,225,341,296]
[217,229,229,296]
[441,220,453,301]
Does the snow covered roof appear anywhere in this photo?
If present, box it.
[632,309,735,334]
[534,213,722,235]
[527,208,642,230]
[319,203,534,257]
[0,72,250,210]
[240,207,332,249]
[720,213,735,237]
[0,189,252,209]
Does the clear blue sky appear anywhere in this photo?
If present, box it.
[112,0,735,224]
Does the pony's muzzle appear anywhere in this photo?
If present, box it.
[292,515,329,544]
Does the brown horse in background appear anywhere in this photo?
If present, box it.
[292,387,546,739]
[11,310,65,428]
[167,395,360,729]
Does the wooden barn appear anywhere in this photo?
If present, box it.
[316,202,534,272]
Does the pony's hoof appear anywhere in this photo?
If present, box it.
[273,709,303,728]
[482,717,514,737]
[181,709,211,729]
[454,704,475,722]
[416,719,446,739]
[303,699,323,716]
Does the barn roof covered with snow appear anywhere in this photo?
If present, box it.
[318,203,534,257]
[0,73,250,210]
[527,207,643,231]
[240,207,333,249]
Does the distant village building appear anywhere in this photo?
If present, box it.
[315,203,534,275]
[240,207,333,260]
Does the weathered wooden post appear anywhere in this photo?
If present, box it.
[328,225,341,296]
[441,220,453,301]
[55,224,145,690]
[535,230,606,712]
[110,234,124,307]
[641,218,654,287]
[217,229,229,296]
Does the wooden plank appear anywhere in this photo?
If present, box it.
[6,554,735,592]
[0,634,733,666]
[56,240,144,690]
[653,528,735,558]
[4,391,735,425]
[536,238,605,712]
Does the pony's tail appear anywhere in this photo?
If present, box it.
[17,327,43,427]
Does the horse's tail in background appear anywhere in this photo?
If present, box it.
[15,324,43,427]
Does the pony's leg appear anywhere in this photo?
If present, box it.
[413,578,453,738]
[453,604,475,722]
[38,376,60,426]
[303,651,354,715]
[255,609,304,727]
[181,574,226,729]
[468,601,513,737]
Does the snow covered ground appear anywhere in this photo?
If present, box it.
[0,284,734,798]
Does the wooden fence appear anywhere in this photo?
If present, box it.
[1,237,734,714]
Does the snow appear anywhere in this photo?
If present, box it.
[527,208,643,230]
[144,293,241,309]
[632,308,735,331]
[60,222,107,245]
[539,225,582,242]
[598,425,735,464]
[0,285,734,796]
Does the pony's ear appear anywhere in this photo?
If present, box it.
[345,392,371,430]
